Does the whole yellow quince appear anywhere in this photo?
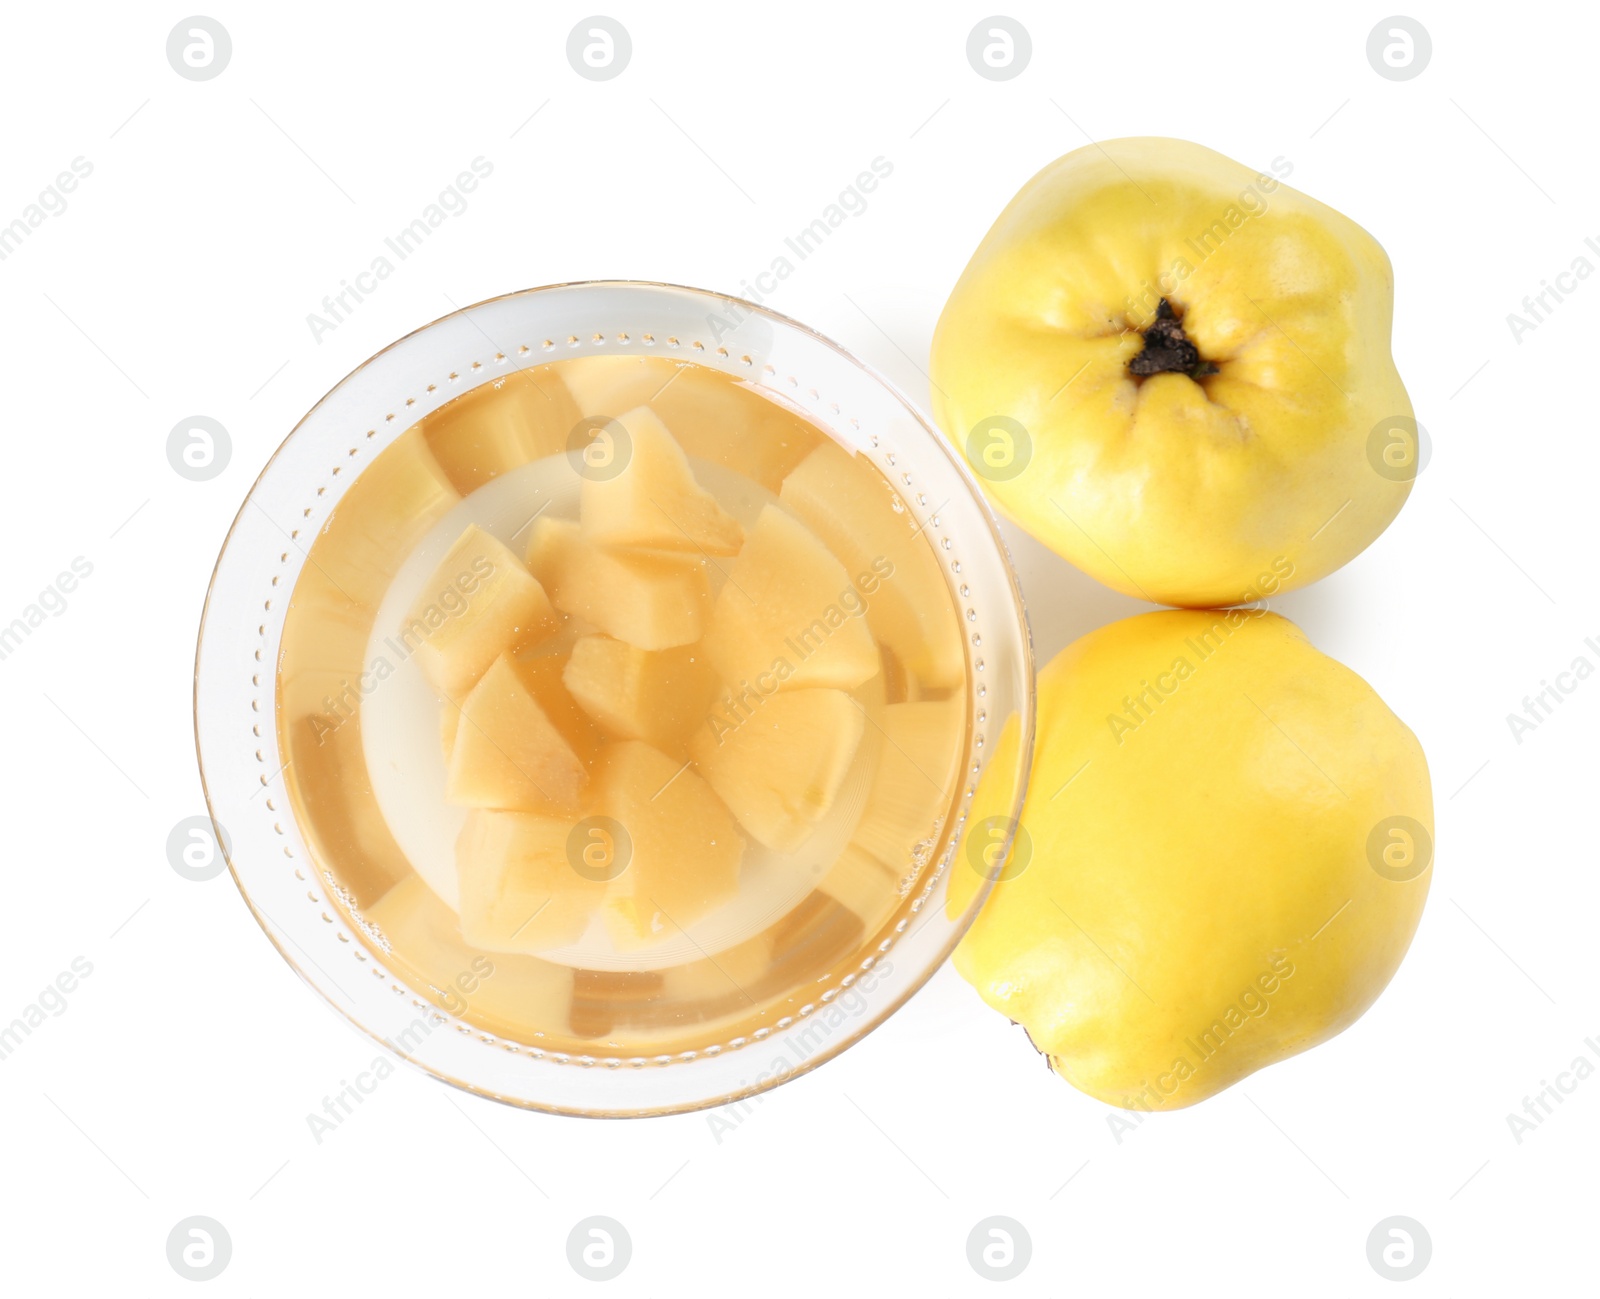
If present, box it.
[950,609,1432,1110]
[931,138,1416,608]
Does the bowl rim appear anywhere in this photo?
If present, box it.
[193,278,1037,1117]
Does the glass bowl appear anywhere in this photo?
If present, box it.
[194,281,1034,1116]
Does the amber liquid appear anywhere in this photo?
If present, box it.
[277,354,968,1058]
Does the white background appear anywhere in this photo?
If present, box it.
[0,2,1593,1292]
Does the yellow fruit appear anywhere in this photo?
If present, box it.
[658,930,775,1007]
[455,810,601,952]
[930,137,1414,608]
[779,442,965,688]
[849,698,966,872]
[527,516,710,650]
[662,387,819,494]
[506,649,606,761]
[815,842,901,934]
[559,354,819,491]
[408,524,556,699]
[579,406,743,555]
[277,562,373,723]
[689,688,865,854]
[315,426,459,611]
[557,354,667,419]
[702,505,880,692]
[594,740,744,945]
[764,891,862,985]
[280,706,412,907]
[277,570,408,908]
[568,969,666,1042]
[363,874,575,1038]
[446,653,588,813]
[950,610,1433,1110]
[421,372,575,494]
[562,634,718,754]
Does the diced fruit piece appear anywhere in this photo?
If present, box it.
[456,810,602,952]
[315,426,459,611]
[573,955,774,1052]
[278,562,374,723]
[446,654,588,812]
[594,740,744,945]
[278,564,408,908]
[440,646,601,804]
[557,354,665,419]
[656,385,819,494]
[779,441,965,688]
[569,969,666,1041]
[764,891,864,984]
[527,517,710,650]
[600,930,775,1050]
[364,874,575,1038]
[408,524,556,699]
[702,505,880,691]
[816,843,902,933]
[579,406,743,555]
[281,706,412,907]
[850,698,966,869]
[560,354,820,492]
[688,689,865,854]
[506,649,605,763]
[659,930,775,1006]
[421,372,576,493]
[562,635,718,753]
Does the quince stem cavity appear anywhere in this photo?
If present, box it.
[1128,298,1217,381]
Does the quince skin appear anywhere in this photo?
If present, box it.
[931,137,1415,607]
[950,610,1432,1110]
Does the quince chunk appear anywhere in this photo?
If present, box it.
[363,874,575,1036]
[408,524,555,699]
[456,810,601,952]
[562,635,718,753]
[421,372,575,493]
[315,426,459,611]
[689,688,865,854]
[817,842,902,933]
[779,441,964,689]
[527,516,709,650]
[595,740,744,945]
[559,354,820,492]
[702,505,879,692]
[850,698,966,869]
[580,406,743,555]
[446,653,588,813]
[557,354,668,420]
